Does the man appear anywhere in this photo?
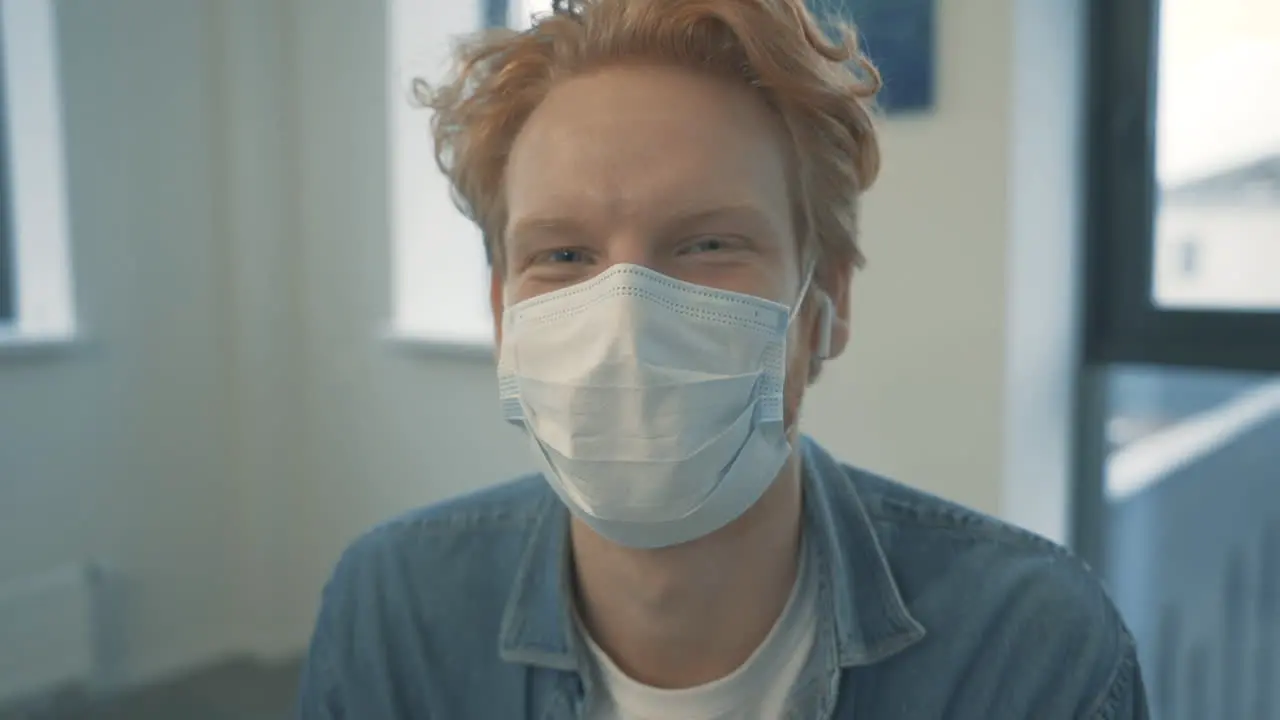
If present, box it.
[297,0,1149,717]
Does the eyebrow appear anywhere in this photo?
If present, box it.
[659,203,779,236]
[507,217,591,245]
[507,203,779,246]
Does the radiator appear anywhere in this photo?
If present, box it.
[0,563,105,705]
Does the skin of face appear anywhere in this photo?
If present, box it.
[491,63,852,434]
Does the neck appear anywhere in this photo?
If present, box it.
[570,451,804,689]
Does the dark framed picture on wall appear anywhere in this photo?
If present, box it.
[818,0,936,114]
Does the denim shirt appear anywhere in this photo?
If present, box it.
[296,437,1149,719]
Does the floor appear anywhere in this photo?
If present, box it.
[0,658,301,720]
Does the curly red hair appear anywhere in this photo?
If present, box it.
[422,0,882,288]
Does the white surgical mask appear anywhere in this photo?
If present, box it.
[497,263,824,549]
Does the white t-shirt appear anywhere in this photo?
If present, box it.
[579,545,818,720]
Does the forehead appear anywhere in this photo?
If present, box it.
[504,65,793,230]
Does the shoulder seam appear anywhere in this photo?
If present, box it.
[391,508,540,535]
[1087,625,1139,719]
[870,493,1077,562]
[358,474,551,541]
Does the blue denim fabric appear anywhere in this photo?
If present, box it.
[296,437,1149,718]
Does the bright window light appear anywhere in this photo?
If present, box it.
[510,0,555,29]
[0,0,76,341]
[387,0,494,346]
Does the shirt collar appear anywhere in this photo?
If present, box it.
[798,436,927,665]
[497,436,926,671]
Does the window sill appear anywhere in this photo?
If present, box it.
[381,328,495,361]
[0,327,83,358]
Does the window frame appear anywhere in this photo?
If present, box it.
[1082,0,1280,374]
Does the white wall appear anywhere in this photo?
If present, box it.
[0,0,1081,692]
[803,0,1018,512]
[0,0,239,687]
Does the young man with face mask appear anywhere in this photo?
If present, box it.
[296,0,1150,717]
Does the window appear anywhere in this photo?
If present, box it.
[1084,0,1280,371]
[387,0,495,346]
[386,0,563,348]
[0,0,75,342]
[1153,4,1280,313]
[386,0,557,347]
[1175,236,1199,278]
[0,25,13,325]
[1079,0,1280,716]
[505,0,553,29]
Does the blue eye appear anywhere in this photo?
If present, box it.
[680,236,739,255]
[538,248,588,264]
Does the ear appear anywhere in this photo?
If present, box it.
[814,263,852,361]
[814,293,835,360]
[489,266,505,357]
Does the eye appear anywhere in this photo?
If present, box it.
[533,247,591,265]
[678,235,745,255]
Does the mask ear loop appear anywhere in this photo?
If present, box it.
[788,259,818,325]
[793,257,834,375]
